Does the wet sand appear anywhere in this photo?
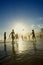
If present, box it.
[0,51,43,65]
[0,38,43,65]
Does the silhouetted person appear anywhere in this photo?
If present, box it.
[15,33,18,39]
[4,32,6,43]
[4,32,7,52]
[9,29,15,54]
[31,30,37,54]
[28,35,30,40]
[32,30,36,41]
[9,29,15,43]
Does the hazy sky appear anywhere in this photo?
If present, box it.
[0,0,43,37]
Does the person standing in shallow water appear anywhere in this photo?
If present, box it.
[31,30,37,53]
[32,30,36,41]
[4,32,6,43]
[9,29,16,55]
[4,32,6,52]
[9,29,15,42]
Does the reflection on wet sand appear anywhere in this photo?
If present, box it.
[11,41,15,55]
[11,41,17,64]
[32,41,37,54]
[4,43,7,53]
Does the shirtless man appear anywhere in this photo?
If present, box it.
[9,29,15,42]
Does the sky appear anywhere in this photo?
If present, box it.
[0,0,43,38]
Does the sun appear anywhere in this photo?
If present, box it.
[14,23,27,35]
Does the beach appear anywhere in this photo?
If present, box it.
[0,38,43,65]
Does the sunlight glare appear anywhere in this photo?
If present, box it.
[18,38,23,52]
[14,23,27,35]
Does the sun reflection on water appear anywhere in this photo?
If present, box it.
[17,38,24,53]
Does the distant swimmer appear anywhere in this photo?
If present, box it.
[9,29,15,42]
[32,30,36,41]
